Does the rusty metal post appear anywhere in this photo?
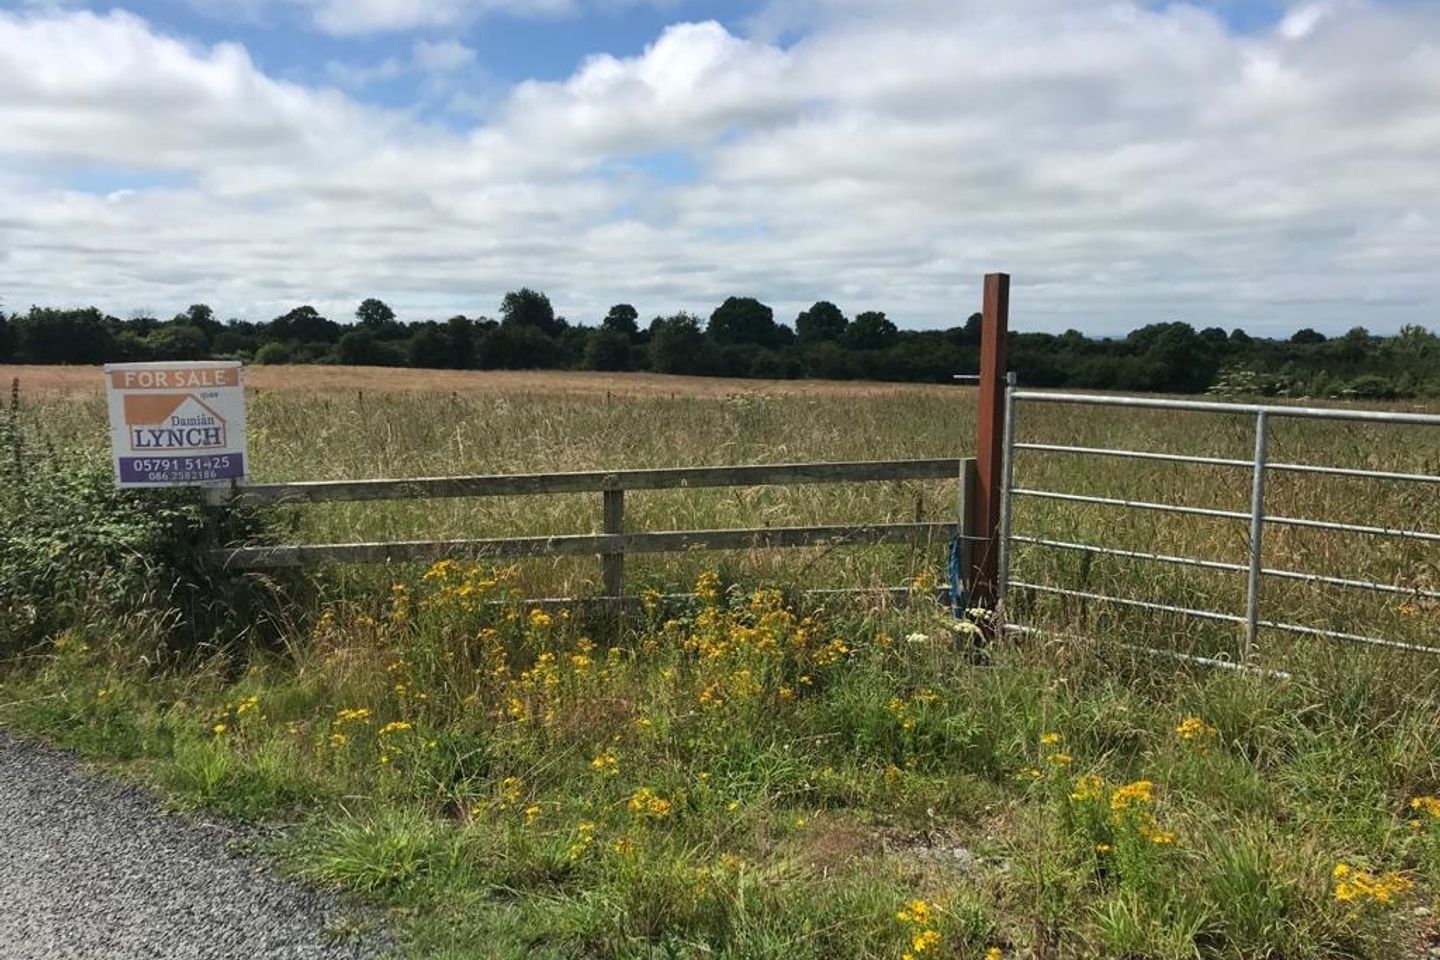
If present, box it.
[968,273,1010,610]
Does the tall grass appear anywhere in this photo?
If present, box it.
[4,370,1440,958]
[9,371,1436,665]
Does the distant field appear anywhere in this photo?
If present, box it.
[6,363,1436,665]
[0,364,955,399]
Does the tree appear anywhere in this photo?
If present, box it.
[585,329,635,371]
[336,328,401,366]
[445,316,477,369]
[1291,328,1327,344]
[1127,322,1214,392]
[254,341,291,364]
[356,298,399,336]
[148,323,208,360]
[184,303,214,326]
[649,313,712,375]
[501,289,566,337]
[0,312,12,362]
[407,327,453,369]
[602,304,640,338]
[801,341,858,379]
[13,307,117,363]
[795,301,848,342]
[708,297,787,348]
[960,312,983,346]
[477,325,567,369]
[176,304,220,343]
[269,305,340,343]
[843,311,899,350]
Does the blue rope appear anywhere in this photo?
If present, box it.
[947,532,966,619]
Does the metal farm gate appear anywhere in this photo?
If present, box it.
[996,390,1440,664]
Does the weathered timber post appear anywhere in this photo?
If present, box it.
[601,486,625,604]
[968,273,1010,611]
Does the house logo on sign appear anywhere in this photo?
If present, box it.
[124,393,228,451]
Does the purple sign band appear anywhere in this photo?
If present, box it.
[119,454,245,485]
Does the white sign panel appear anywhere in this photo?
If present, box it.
[104,361,248,488]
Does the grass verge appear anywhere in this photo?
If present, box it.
[4,564,1440,959]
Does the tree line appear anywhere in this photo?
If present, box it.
[1,290,1436,398]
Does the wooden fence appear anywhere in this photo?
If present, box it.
[208,457,981,600]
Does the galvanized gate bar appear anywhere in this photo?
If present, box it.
[1013,442,1253,469]
[1010,535,1249,574]
[1014,442,1440,485]
[1263,514,1440,542]
[1012,535,1440,600]
[1243,412,1270,660]
[1010,391,1440,426]
[1008,581,1245,624]
[1010,488,1251,521]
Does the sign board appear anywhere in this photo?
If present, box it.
[104,361,247,487]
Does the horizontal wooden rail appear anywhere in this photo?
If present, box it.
[211,521,959,570]
[209,458,969,506]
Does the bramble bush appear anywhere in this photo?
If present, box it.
[0,379,282,655]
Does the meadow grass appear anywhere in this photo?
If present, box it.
[2,367,1439,958]
[7,365,1435,665]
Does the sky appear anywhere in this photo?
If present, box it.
[0,0,1436,336]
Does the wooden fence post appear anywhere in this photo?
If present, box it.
[601,488,625,600]
[968,273,1010,610]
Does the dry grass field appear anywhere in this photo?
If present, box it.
[1,363,957,399]
[7,363,1435,667]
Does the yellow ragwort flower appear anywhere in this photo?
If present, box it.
[895,899,932,925]
[1110,780,1155,811]
[628,787,673,820]
[1410,796,1440,819]
[1070,773,1105,802]
[1176,716,1217,740]
[910,929,942,955]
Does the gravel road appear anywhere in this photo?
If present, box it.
[0,730,388,960]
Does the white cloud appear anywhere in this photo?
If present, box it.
[1,3,1439,334]
[325,55,407,89]
[325,39,477,90]
[310,0,570,35]
[0,10,386,170]
[413,38,477,73]
[226,0,666,35]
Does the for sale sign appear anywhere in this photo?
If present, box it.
[105,361,247,487]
